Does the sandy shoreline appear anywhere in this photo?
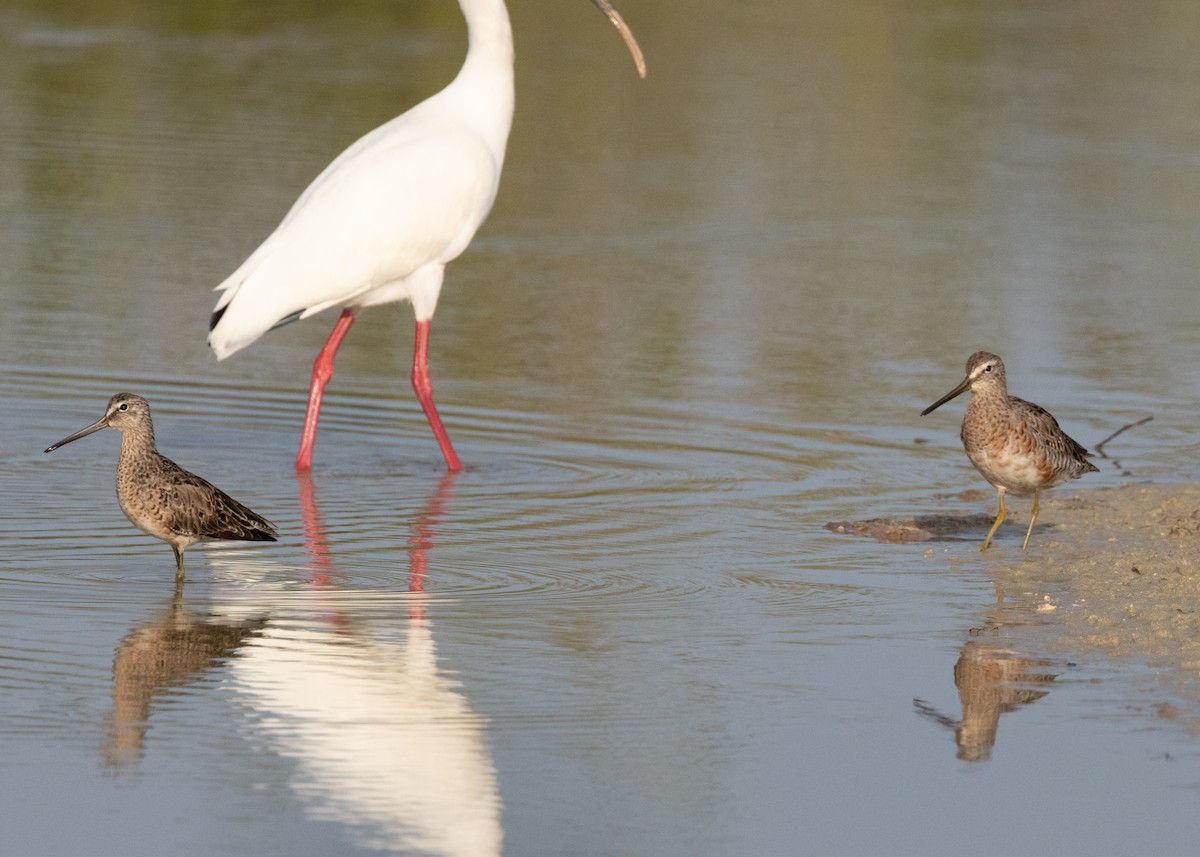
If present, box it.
[988,483,1200,723]
[834,483,1200,736]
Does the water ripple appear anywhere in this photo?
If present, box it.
[11,363,905,628]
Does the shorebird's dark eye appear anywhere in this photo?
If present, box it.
[983,364,993,373]
[118,403,129,411]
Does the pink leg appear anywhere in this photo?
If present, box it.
[412,319,462,472]
[296,309,357,472]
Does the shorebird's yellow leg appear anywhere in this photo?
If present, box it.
[981,488,1007,552]
[173,546,186,580]
[1022,489,1041,551]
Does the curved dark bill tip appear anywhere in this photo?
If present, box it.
[591,0,647,78]
[44,419,109,453]
[920,377,972,417]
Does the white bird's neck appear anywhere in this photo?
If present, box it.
[449,0,515,158]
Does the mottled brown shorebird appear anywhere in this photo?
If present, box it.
[921,352,1098,552]
[44,393,277,577]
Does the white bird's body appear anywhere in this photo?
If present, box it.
[209,1,514,358]
[207,0,644,472]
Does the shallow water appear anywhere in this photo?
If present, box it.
[3,1,1200,855]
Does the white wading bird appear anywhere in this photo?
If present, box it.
[207,0,645,472]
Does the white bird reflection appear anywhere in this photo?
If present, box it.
[230,608,500,855]
[107,473,502,856]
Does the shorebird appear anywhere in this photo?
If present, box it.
[921,351,1099,551]
[45,393,278,577]
[207,0,647,473]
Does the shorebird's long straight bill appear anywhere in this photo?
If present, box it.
[45,418,109,453]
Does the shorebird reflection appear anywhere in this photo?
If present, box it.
[103,580,266,771]
[914,637,1058,762]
